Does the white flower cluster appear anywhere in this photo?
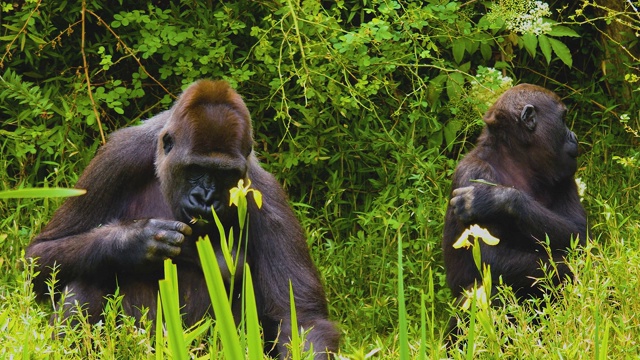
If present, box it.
[470,67,513,110]
[474,67,513,88]
[504,0,552,35]
[575,177,586,202]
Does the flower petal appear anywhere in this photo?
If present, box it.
[252,189,263,209]
[453,229,473,249]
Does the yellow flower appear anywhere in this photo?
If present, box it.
[453,224,500,249]
[229,178,263,209]
[461,285,489,311]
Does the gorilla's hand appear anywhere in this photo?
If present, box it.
[450,184,520,223]
[114,219,192,267]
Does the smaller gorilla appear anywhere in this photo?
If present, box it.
[442,84,587,335]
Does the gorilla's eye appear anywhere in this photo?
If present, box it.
[561,109,568,124]
[162,133,174,154]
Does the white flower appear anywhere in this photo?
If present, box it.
[461,285,490,311]
[453,224,500,249]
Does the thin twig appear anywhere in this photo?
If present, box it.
[284,0,310,80]
[81,0,106,145]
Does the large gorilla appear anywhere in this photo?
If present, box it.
[443,84,587,328]
[26,80,339,358]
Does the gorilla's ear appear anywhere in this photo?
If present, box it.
[520,104,536,131]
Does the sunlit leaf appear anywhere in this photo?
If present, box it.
[0,188,86,199]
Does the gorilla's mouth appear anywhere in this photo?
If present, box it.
[181,203,228,225]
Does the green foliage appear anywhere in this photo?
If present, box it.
[1,0,639,358]
[158,260,189,359]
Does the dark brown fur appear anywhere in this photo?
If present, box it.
[442,84,587,337]
[26,80,339,358]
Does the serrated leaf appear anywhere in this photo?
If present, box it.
[539,34,552,64]
[521,33,538,58]
[549,37,573,68]
[452,39,465,64]
[547,25,580,37]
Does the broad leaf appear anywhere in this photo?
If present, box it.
[548,25,580,37]
[521,33,538,58]
[549,37,573,68]
[452,39,465,64]
[538,34,552,64]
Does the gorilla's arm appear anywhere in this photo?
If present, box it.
[26,114,190,296]
[450,183,586,249]
[448,155,586,250]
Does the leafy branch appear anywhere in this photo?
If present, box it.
[0,0,42,68]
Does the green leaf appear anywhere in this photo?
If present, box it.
[480,43,492,61]
[549,37,573,68]
[0,188,86,199]
[538,34,552,64]
[452,39,465,64]
[464,38,479,55]
[27,33,46,45]
[245,264,264,360]
[196,236,244,360]
[159,260,189,360]
[289,281,301,360]
[397,231,409,360]
[211,207,235,277]
[444,120,461,150]
[446,72,465,101]
[183,319,212,345]
[547,25,580,37]
[521,33,538,58]
[155,293,165,360]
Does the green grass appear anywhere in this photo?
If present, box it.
[1,120,639,359]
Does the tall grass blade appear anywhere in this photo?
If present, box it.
[196,235,243,360]
[0,188,86,198]
[155,293,165,360]
[595,307,610,360]
[244,263,264,360]
[419,291,426,360]
[289,280,301,360]
[183,319,212,345]
[158,260,188,360]
[397,231,409,360]
[465,292,477,360]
